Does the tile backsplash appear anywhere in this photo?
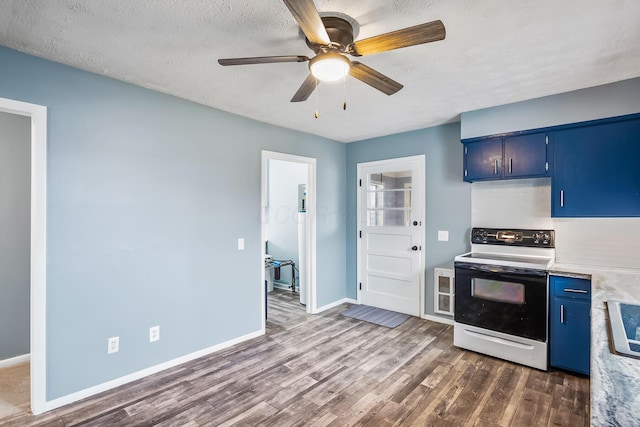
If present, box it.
[472,178,552,229]
[553,218,640,269]
[471,178,640,269]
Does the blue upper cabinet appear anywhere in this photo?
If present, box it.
[463,132,549,182]
[464,137,502,181]
[504,133,549,178]
[551,117,640,217]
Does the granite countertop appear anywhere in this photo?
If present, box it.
[550,263,640,427]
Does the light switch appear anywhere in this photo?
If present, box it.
[238,238,245,250]
[438,230,449,241]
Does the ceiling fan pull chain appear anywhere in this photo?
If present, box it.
[343,75,347,110]
[314,78,319,118]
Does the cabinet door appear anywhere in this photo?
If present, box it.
[552,118,640,217]
[504,132,548,178]
[550,296,590,375]
[464,138,502,181]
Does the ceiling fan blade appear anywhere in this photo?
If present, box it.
[282,0,331,45]
[349,20,445,56]
[291,74,318,102]
[218,55,310,66]
[349,62,403,96]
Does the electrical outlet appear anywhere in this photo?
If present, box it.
[238,238,245,250]
[149,325,160,342]
[108,336,119,354]
[438,230,449,241]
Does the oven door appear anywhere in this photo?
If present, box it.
[454,262,548,342]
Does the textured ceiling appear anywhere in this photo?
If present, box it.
[1,0,639,142]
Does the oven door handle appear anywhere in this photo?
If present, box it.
[454,262,548,277]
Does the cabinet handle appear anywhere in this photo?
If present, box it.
[560,304,565,324]
[563,288,588,294]
[509,158,513,174]
[560,190,564,207]
[494,160,498,175]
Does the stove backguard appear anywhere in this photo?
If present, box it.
[471,228,555,248]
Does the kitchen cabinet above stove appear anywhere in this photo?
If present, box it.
[461,111,640,217]
[463,132,550,182]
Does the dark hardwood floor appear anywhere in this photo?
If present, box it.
[2,289,589,426]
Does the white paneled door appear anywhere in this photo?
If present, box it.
[357,156,424,317]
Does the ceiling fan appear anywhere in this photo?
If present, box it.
[218,0,446,103]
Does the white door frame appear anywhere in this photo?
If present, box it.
[261,151,317,326]
[356,155,426,317]
[0,97,47,414]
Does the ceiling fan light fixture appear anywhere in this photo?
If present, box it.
[309,52,350,82]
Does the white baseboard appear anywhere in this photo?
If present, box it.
[313,297,356,314]
[43,329,263,413]
[422,314,454,325]
[273,282,295,291]
[0,353,30,368]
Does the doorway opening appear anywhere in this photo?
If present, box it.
[0,97,47,415]
[0,110,30,419]
[261,151,317,330]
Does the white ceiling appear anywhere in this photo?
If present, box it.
[1,0,639,142]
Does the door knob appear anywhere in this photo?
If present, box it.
[411,246,418,251]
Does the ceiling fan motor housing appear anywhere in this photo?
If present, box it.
[305,16,355,53]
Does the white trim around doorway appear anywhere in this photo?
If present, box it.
[0,96,47,415]
[261,151,317,330]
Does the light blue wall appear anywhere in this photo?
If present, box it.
[0,47,346,400]
[0,111,31,360]
[346,123,471,317]
[461,77,640,139]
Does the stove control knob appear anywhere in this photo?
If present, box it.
[533,231,551,245]
[472,230,484,242]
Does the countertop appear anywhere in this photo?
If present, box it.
[550,263,640,426]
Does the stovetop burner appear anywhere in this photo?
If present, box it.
[458,252,552,266]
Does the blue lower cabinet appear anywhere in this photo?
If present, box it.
[549,275,591,375]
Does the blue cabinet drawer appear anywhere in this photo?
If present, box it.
[551,275,590,300]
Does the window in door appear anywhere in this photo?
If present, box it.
[366,170,412,227]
